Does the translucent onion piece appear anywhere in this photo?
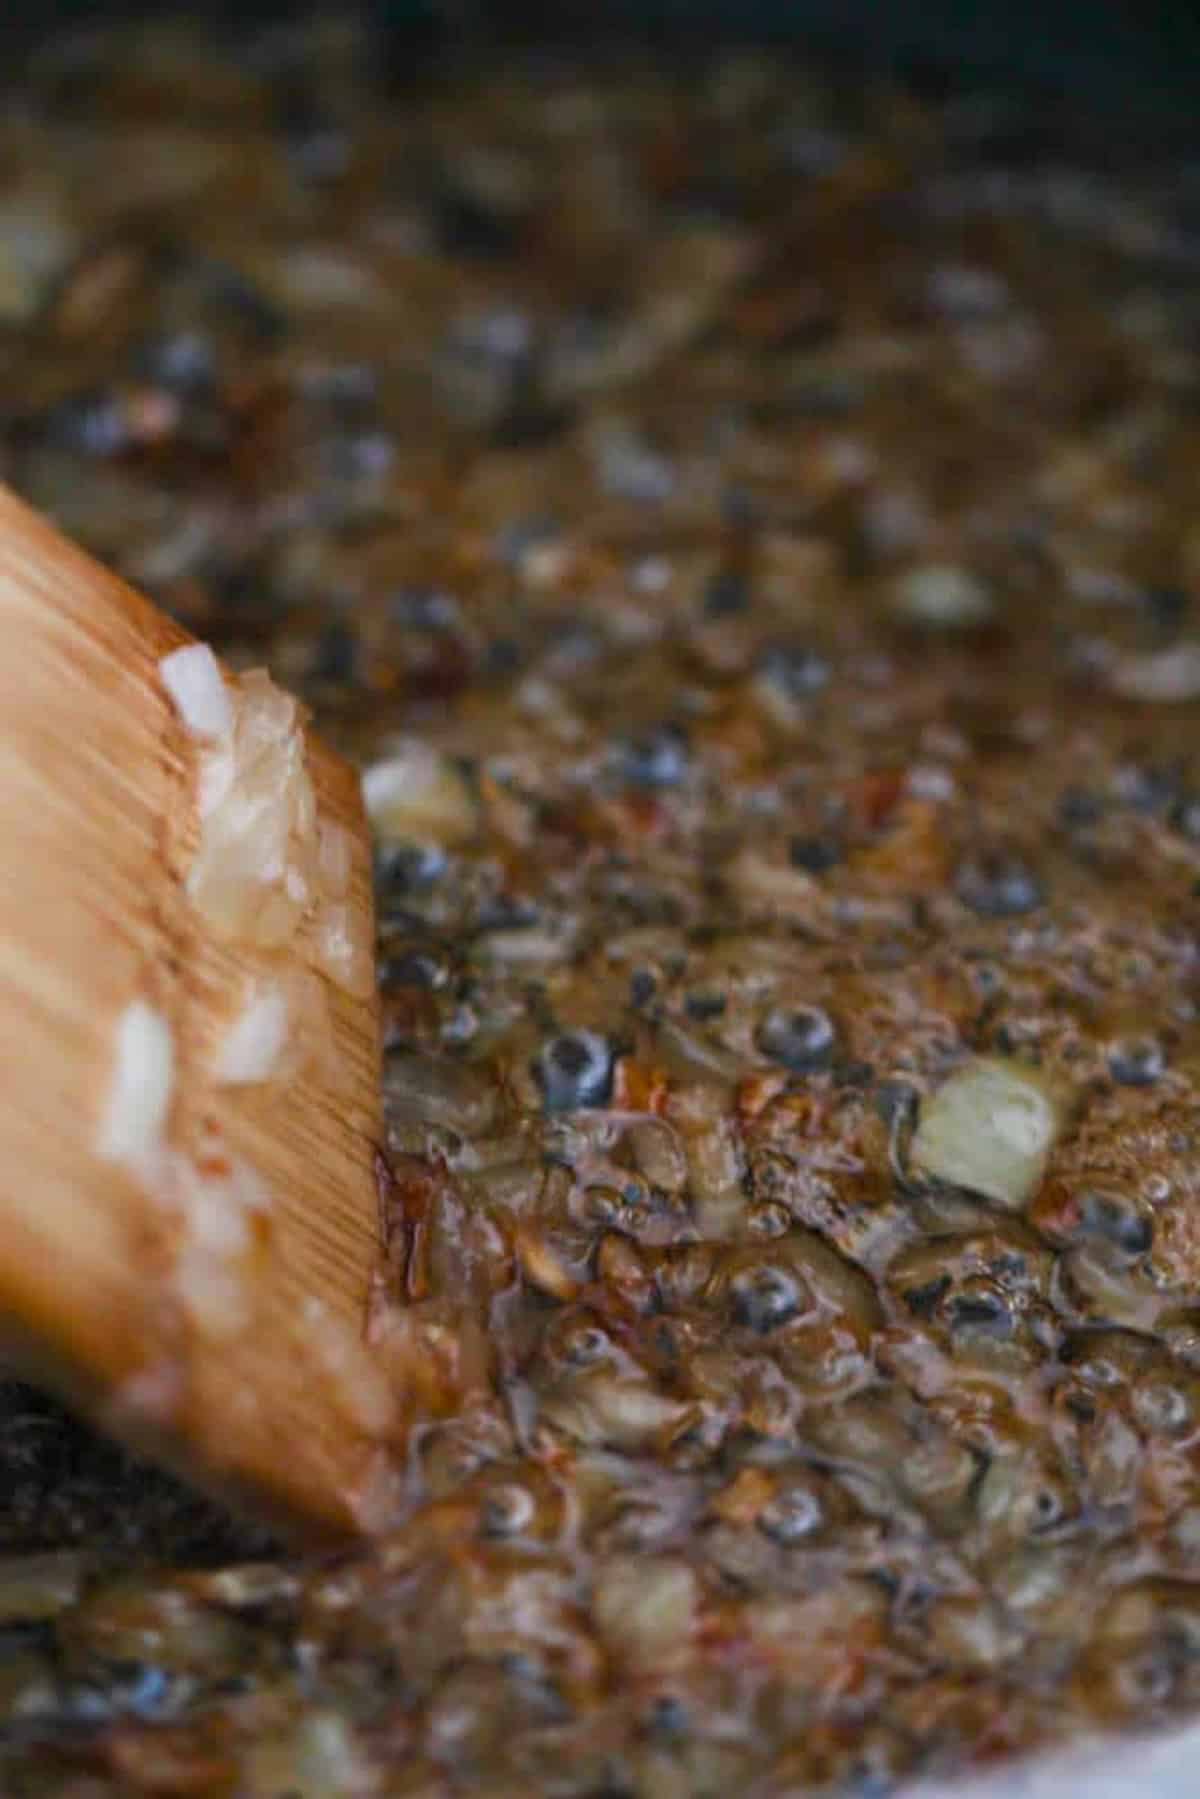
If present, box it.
[187,670,318,947]
[362,741,477,847]
[188,794,303,942]
[892,563,993,629]
[214,982,290,1084]
[1108,643,1200,703]
[315,901,374,998]
[215,974,328,1085]
[235,668,305,753]
[290,765,318,844]
[911,1057,1061,1210]
[157,1135,272,1341]
[196,744,235,820]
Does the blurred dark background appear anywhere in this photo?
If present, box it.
[2,0,1199,126]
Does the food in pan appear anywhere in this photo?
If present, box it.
[3,16,1200,1793]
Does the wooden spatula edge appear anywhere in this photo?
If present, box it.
[0,484,390,1540]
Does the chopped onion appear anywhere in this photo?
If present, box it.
[215,982,290,1085]
[911,1057,1060,1210]
[542,1373,690,1449]
[186,668,319,947]
[157,1135,272,1341]
[1108,642,1200,703]
[235,667,305,751]
[173,1258,250,1341]
[593,1555,697,1671]
[98,1000,174,1165]
[196,744,235,820]
[892,563,993,629]
[477,924,575,966]
[158,644,233,740]
[315,901,374,998]
[362,741,477,847]
[302,1296,395,1435]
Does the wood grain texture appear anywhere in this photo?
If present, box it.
[0,485,385,1539]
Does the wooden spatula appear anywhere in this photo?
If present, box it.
[0,484,390,1540]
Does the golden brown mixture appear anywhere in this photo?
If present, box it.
[4,17,1200,1795]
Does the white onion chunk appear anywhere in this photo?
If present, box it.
[98,1001,174,1166]
[911,1057,1061,1211]
[215,983,290,1085]
[159,644,234,741]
